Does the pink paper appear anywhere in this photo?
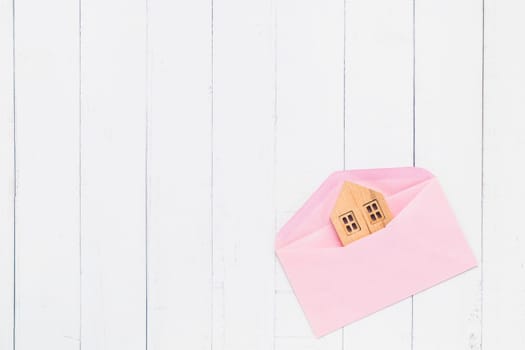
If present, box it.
[275,167,477,337]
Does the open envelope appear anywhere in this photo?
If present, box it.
[275,167,477,337]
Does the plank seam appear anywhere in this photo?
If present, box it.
[343,0,347,173]
[12,0,16,347]
[411,0,416,349]
[78,0,83,348]
[145,0,150,348]
[342,0,347,349]
[210,0,215,347]
[272,0,278,348]
[480,0,485,348]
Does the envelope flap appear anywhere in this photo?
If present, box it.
[279,177,434,250]
[275,167,435,249]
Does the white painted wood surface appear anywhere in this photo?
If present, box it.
[483,0,525,348]
[14,0,80,349]
[146,0,212,349]
[0,0,14,348]
[1,0,524,349]
[212,1,275,349]
[81,0,147,349]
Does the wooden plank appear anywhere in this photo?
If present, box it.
[275,0,344,350]
[343,0,413,348]
[14,0,80,348]
[274,0,344,347]
[146,0,212,348]
[212,0,275,348]
[483,0,525,348]
[413,0,483,348]
[0,0,14,348]
[80,0,146,348]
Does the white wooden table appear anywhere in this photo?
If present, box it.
[0,0,523,349]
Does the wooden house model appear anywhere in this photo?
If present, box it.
[330,181,393,246]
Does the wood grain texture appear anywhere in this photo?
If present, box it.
[0,0,14,347]
[212,0,275,348]
[274,0,344,347]
[330,181,393,246]
[146,0,212,348]
[483,0,525,348]
[413,0,483,348]
[80,0,147,348]
[14,0,80,348]
[343,0,414,348]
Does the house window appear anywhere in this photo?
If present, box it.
[339,211,361,235]
[363,200,384,224]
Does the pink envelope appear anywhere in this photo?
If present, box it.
[275,167,477,337]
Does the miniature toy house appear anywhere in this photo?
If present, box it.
[330,181,393,246]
